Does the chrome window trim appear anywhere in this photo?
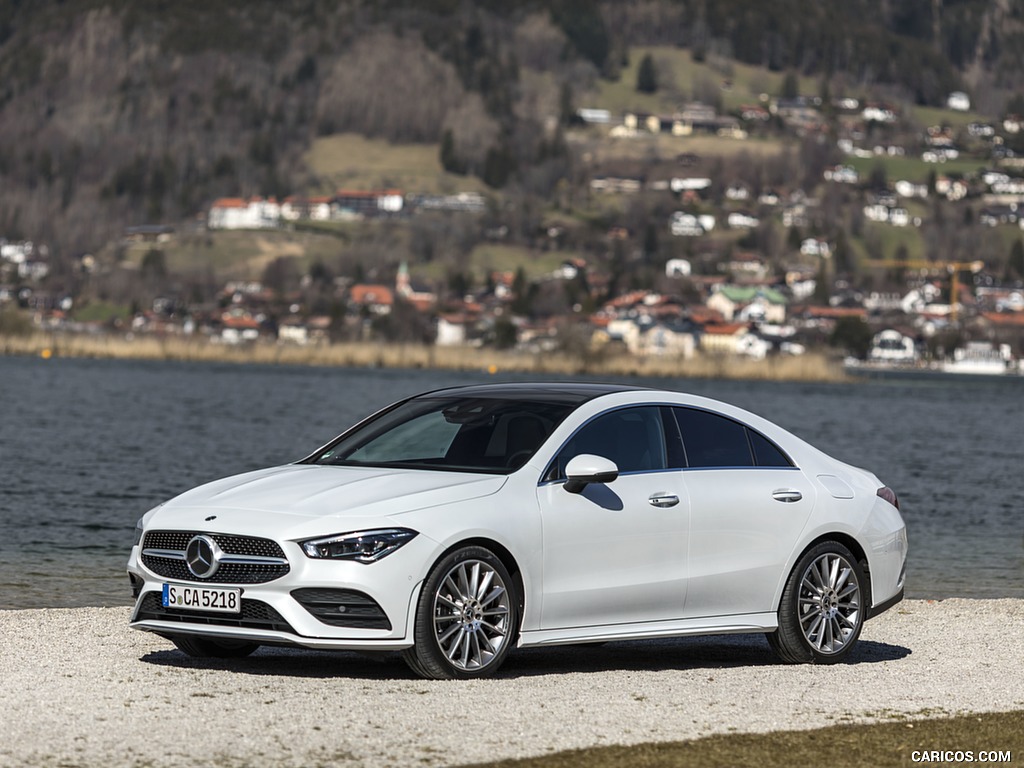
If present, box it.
[679,465,801,473]
[538,401,797,486]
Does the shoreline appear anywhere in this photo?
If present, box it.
[1,599,1021,767]
[1,331,851,383]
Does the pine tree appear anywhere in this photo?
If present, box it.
[1009,239,1024,281]
[440,129,465,175]
[636,53,657,94]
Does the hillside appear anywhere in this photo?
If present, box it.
[3,0,1024,363]
[2,0,1022,260]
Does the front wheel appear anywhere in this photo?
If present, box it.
[402,546,518,679]
[768,541,866,664]
[170,635,260,659]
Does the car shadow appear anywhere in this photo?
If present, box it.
[138,634,910,680]
[503,635,910,677]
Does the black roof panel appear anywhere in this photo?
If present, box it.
[411,381,650,405]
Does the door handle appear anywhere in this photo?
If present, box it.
[648,493,680,508]
[772,489,803,503]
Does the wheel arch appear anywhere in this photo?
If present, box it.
[783,532,872,608]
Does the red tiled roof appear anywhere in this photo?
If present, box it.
[981,311,1024,326]
[702,322,748,336]
[350,284,394,306]
[211,197,246,209]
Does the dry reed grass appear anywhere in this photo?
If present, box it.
[1,332,848,383]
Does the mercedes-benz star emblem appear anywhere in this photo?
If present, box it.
[185,535,222,579]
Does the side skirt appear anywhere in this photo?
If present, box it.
[518,612,778,648]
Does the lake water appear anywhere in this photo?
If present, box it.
[1,354,1021,609]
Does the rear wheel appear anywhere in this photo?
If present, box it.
[402,546,518,679]
[170,635,260,658]
[768,541,866,664]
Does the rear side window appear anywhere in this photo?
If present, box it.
[671,407,793,469]
[749,429,793,467]
[673,407,752,467]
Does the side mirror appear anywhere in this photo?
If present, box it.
[563,454,619,494]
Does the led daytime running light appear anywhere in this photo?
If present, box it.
[300,528,417,563]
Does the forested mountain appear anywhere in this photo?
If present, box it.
[1,0,1022,264]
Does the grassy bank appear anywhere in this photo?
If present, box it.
[464,710,1024,768]
[0,332,848,383]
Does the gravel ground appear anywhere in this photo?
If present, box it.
[1,599,1022,768]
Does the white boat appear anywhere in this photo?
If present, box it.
[941,342,1017,375]
[868,330,918,365]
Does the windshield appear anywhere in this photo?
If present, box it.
[311,396,576,474]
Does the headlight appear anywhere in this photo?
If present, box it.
[299,528,417,563]
[133,517,145,547]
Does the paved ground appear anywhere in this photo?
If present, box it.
[1,600,1022,767]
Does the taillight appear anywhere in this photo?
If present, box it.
[876,486,900,510]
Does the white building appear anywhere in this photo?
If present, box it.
[665,258,692,277]
[946,91,971,112]
[208,197,281,229]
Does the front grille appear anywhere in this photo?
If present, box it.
[135,591,296,634]
[291,588,392,630]
[141,530,290,584]
[144,530,286,558]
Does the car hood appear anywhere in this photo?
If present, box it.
[154,463,507,523]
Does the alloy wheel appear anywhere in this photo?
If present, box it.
[797,552,862,654]
[431,559,511,671]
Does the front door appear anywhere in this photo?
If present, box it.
[536,406,689,629]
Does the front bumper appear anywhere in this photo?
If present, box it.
[126,532,434,651]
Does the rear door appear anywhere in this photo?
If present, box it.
[668,407,816,618]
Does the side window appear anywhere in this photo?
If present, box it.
[551,406,667,479]
[672,407,753,468]
[749,429,793,467]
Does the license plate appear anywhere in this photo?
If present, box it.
[162,583,241,614]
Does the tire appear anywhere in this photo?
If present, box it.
[402,545,518,680]
[767,540,866,664]
[171,635,260,659]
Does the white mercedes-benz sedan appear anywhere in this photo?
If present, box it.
[128,383,907,679]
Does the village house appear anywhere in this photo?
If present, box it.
[208,197,281,229]
[721,252,769,281]
[726,212,759,229]
[665,258,691,278]
[946,91,971,111]
[280,196,333,222]
[670,211,715,236]
[436,312,479,346]
[348,284,395,315]
[699,322,767,358]
[219,309,263,344]
[800,238,831,257]
[334,189,404,218]
[640,320,697,358]
[824,165,858,184]
[707,285,787,323]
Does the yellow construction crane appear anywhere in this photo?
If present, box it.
[865,259,984,323]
